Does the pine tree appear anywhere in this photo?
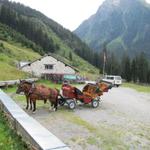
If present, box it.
[131,57,138,83]
[137,52,148,83]
[147,69,150,84]
[121,55,131,82]
[106,52,121,75]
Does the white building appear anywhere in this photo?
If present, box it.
[20,54,78,81]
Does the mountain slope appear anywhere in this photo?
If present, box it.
[0,0,96,66]
[0,0,99,80]
[0,40,40,80]
[0,23,98,80]
[0,38,98,80]
[74,0,150,58]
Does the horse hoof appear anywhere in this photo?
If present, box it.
[53,108,56,112]
[32,111,36,114]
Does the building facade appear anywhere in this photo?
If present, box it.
[20,55,77,80]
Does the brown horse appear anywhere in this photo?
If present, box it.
[16,80,59,112]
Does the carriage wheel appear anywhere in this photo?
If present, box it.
[68,100,76,110]
[58,98,65,106]
[91,100,99,108]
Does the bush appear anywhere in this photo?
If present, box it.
[0,42,4,48]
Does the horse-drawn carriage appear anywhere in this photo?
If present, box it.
[16,80,112,112]
[58,81,113,109]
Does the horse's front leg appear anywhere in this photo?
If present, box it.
[50,99,57,112]
[53,98,58,111]
[30,98,32,110]
[32,100,36,113]
[44,99,47,104]
[54,101,58,111]
[25,95,29,110]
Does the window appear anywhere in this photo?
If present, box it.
[45,64,54,70]
[106,76,114,80]
[115,76,122,80]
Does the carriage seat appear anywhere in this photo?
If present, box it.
[74,87,83,96]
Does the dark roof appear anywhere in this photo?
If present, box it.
[20,53,79,72]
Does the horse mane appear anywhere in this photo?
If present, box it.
[39,84,46,88]
[55,88,60,93]
[20,80,33,85]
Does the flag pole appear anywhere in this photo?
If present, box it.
[102,43,106,77]
[103,58,106,77]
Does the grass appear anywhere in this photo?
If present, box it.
[0,111,29,150]
[37,80,84,89]
[37,80,62,89]
[0,40,40,81]
[0,39,99,81]
[87,136,98,145]
[123,82,150,93]
[3,85,17,93]
[0,62,28,80]
[2,40,40,61]
[65,112,96,133]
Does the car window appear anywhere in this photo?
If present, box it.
[106,77,114,80]
[115,76,122,80]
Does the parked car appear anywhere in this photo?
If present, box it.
[102,75,122,87]
[85,80,96,84]
[63,74,85,84]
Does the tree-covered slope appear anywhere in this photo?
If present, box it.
[0,0,99,80]
[0,0,96,66]
[0,23,98,80]
[74,0,150,58]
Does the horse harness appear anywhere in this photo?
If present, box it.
[27,83,58,98]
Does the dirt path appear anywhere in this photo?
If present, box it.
[12,87,150,150]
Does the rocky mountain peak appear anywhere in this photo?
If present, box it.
[74,0,150,58]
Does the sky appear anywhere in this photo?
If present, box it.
[11,0,150,31]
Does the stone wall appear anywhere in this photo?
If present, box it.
[0,89,71,150]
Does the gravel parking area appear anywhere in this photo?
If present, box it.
[11,87,150,150]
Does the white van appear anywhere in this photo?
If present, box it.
[102,75,122,87]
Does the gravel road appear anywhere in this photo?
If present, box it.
[75,87,150,125]
[13,86,150,150]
